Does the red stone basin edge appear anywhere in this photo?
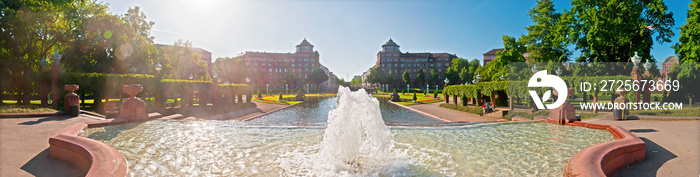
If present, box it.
[53,111,643,177]
[521,116,645,177]
[49,112,163,177]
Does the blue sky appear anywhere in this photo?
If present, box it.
[103,0,690,80]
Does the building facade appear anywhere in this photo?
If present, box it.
[661,56,680,81]
[235,39,321,88]
[368,39,458,86]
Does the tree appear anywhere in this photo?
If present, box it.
[213,57,248,84]
[387,71,396,87]
[667,62,699,103]
[164,40,207,80]
[568,0,675,62]
[310,68,328,86]
[522,0,569,62]
[429,69,439,86]
[402,70,411,86]
[350,77,362,86]
[673,0,700,62]
[459,67,470,83]
[62,6,157,74]
[415,67,425,87]
[366,67,387,84]
[0,0,91,104]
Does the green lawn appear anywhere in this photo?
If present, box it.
[0,105,58,113]
[630,107,700,117]
[373,93,443,106]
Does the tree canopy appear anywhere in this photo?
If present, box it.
[673,0,700,62]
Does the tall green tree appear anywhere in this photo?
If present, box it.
[429,69,439,86]
[366,67,387,84]
[310,68,329,86]
[415,67,425,87]
[673,0,700,62]
[568,0,675,62]
[458,67,470,84]
[62,6,157,74]
[387,71,396,87]
[213,57,248,84]
[1,0,96,104]
[402,70,411,86]
[522,0,569,62]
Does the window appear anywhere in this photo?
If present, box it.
[381,64,385,67]
[437,63,441,67]
[438,69,442,72]
[393,54,398,57]
[430,64,434,67]
[269,68,272,72]
[292,64,295,67]
[401,64,404,67]
[394,64,397,67]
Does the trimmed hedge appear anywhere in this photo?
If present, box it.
[439,103,483,116]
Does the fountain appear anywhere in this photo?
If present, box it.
[79,86,617,176]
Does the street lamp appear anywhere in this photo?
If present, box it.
[631,52,641,67]
[436,84,439,94]
[426,84,429,96]
[40,57,49,70]
[531,64,539,73]
[556,67,563,76]
[444,78,450,85]
[407,84,410,95]
[286,84,288,94]
[306,84,309,94]
[211,72,218,79]
[217,77,222,83]
[266,84,269,95]
[500,74,506,81]
[476,73,482,82]
[51,49,62,65]
[643,61,652,72]
[188,73,194,80]
[131,66,137,74]
[155,62,162,74]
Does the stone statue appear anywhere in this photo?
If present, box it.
[390,89,401,102]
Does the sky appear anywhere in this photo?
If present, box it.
[102,0,691,80]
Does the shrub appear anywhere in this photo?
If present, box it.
[402,90,405,95]
[413,93,417,101]
[461,95,468,106]
[433,90,438,98]
[257,90,262,99]
[439,103,483,116]
[279,92,283,101]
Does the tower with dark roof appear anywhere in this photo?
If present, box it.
[381,38,401,53]
[296,38,314,53]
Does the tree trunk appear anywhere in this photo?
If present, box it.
[22,69,31,105]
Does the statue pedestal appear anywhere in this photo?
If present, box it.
[550,101,577,124]
[64,85,80,117]
[117,84,148,121]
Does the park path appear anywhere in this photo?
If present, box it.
[1,115,97,177]
[584,118,700,177]
[405,102,499,122]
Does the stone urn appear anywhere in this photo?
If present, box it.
[123,84,143,99]
[295,90,306,101]
[118,84,148,121]
[64,85,80,117]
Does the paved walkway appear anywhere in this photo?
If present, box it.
[405,102,499,122]
[584,118,700,177]
[1,115,98,177]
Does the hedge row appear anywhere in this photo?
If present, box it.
[439,103,483,116]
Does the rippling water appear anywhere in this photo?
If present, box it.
[81,121,614,176]
[246,97,447,126]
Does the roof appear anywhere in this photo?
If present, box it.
[382,38,400,47]
[483,48,504,55]
[236,52,293,59]
[296,38,314,47]
[663,56,679,63]
[398,52,457,59]
[155,44,211,54]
